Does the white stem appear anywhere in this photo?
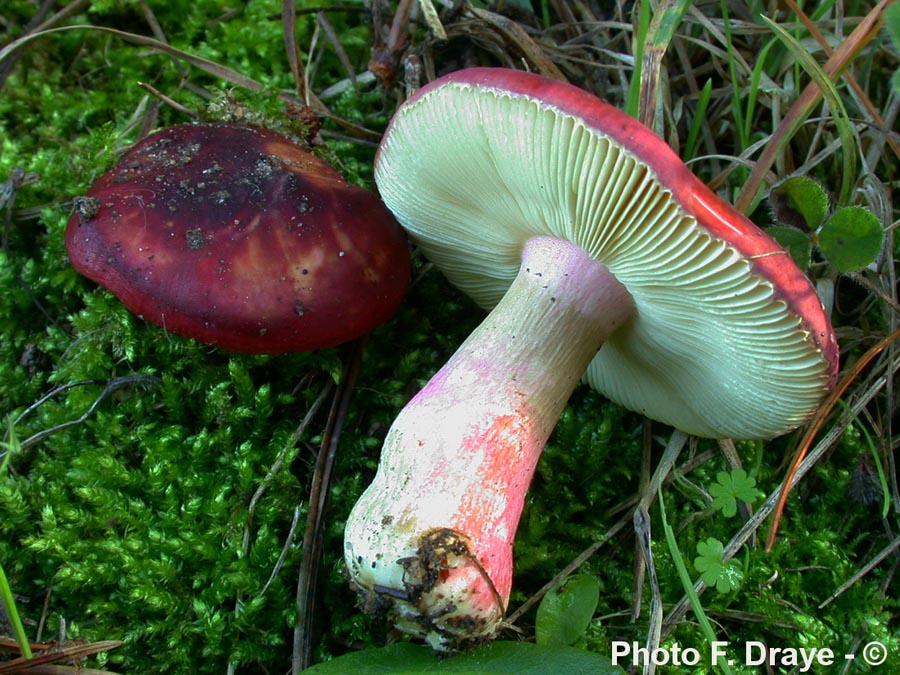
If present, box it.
[344,236,635,650]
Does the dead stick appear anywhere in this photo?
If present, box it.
[292,337,367,674]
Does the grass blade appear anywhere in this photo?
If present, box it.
[759,15,857,206]
[0,420,31,659]
[625,0,652,119]
[735,0,892,213]
[636,0,694,129]
[658,486,734,675]
[684,79,712,162]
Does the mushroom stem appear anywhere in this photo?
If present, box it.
[344,235,635,650]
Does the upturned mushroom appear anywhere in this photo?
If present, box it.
[344,68,839,650]
[66,123,409,353]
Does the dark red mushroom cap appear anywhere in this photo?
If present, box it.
[66,123,409,353]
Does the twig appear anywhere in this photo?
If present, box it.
[242,383,333,554]
[767,326,900,550]
[316,11,357,91]
[0,0,81,91]
[504,511,631,628]
[631,430,687,675]
[818,533,900,608]
[226,382,332,675]
[292,337,367,674]
[282,0,307,97]
[782,0,900,163]
[630,421,653,622]
[0,640,123,675]
[3,376,162,455]
[138,1,188,81]
[368,0,414,86]
[467,6,567,82]
[136,82,198,118]
[258,505,303,599]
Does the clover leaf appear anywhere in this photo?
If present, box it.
[708,469,763,517]
[769,175,829,231]
[694,537,744,594]
[817,206,884,273]
[766,175,884,273]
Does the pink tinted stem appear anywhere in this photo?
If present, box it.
[344,236,634,649]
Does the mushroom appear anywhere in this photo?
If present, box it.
[343,68,839,650]
[66,123,409,353]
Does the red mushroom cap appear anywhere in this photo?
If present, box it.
[430,68,838,374]
[66,123,409,353]
[375,67,838,439]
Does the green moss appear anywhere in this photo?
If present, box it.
[0,2,396,669]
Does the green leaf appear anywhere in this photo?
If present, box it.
[0,563,33,660]
[301,641,625,675]
[683,79,713,161]
[761,16,857,205]
[766,226,813,269]
[769,175,829,230]
[885,1,900,48]
[658,486,736,675]
[708,469,763,518]
[885,0,900,94]
[694,538,744,594]
[817,206,884,273]
[535,574,600,646]
[0,415,20,477]
[0,417,31,660]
